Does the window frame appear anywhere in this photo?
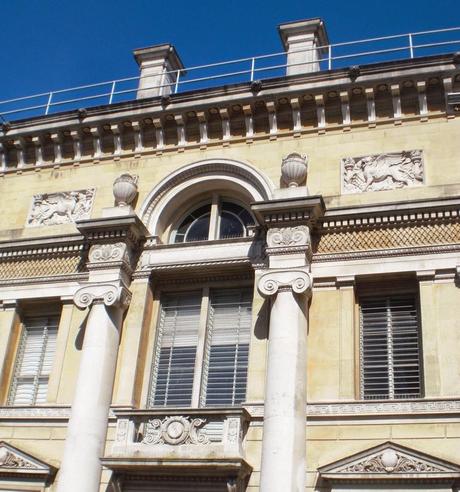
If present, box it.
[146,281,254,408]
[358,288,424,401]
[169,194,255,244]
[7,308,61,407]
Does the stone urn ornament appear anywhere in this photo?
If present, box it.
[113,173,138,207]
[281,153,308,187]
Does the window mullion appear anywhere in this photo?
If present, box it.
[208,193,220,240]
[191,287,210,407]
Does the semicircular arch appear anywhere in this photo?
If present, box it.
[139,158,275,237]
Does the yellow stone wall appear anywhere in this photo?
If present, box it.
[1,115,460,491]
[1,117,460,240]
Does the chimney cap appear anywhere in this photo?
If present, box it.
[278,18,329,52]
[133,43,185,72]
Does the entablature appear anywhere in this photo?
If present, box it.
[1,54,459,174]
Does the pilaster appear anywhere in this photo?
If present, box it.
[0,301,19,403]
[112,278,153,408]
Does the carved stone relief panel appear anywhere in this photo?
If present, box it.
[26,188,95,226]
[341,150,424,194]
[141,415,209,446]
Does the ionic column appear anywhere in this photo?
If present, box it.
[56,283,131,492]
[56,186,147,492]
[258,268,311,492]
[252,192,325,492]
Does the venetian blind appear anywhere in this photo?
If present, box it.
[9,315,59,405]
[201,288,252,406]
[360,295,422,400]
[149,292,201,407]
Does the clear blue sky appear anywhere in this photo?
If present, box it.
[1,0,460,102]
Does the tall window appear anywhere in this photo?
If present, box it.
[172,197,254,243]
[148,287,252,407]
[8,314,59,405]
[360,295,423,400]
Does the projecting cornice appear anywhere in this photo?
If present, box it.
[0,54,458,174]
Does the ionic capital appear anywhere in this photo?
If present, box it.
[258,269,312,297]
[74,282,132,310]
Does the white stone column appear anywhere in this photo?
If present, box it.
[258,269,311,492]
[56,283,131,492]
[251,194,325,492]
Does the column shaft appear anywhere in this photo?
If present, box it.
[260,289,307,492]
[57,302,122,492]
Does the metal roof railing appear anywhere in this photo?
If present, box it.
[1,26,460,122]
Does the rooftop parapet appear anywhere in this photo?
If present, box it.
[0,22,459,121]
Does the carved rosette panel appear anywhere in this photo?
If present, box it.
[341,449,445,474]
[342,150,424,194]
[258,269,312,297]
[26,189,95,227]
[73,283,131,310]
[267,225,310,248]
[88,242,128,263]
[266,225,311,257]
[141,416,209,446]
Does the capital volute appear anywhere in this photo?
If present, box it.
[73,282,132,310]
[258,269,312,297]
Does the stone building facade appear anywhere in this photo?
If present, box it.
[0,17,460,492]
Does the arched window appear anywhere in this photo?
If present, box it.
[172,197,255,244]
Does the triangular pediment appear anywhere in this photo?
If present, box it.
[318,441,460,483]
[0,441,56,477]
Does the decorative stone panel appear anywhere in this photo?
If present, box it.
[341,150,423,194]
[0,252,85,281]
[26,188,95,226]
[110,409,248,459]
[316,220,460,254]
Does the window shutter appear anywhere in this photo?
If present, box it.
[201,288,252,406]
[360,295,422,400]
[149,293,201,407]
[9,315,59,405]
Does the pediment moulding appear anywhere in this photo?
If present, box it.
[318,441,460,484]
[0,64,458,173]
[0,441,57,479]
